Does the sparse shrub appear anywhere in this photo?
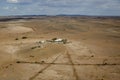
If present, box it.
[52,38,57,41]
[38,46,41,48]
[91,55,94,57]
[15,38,18,40]
[41,61,45,63]
[31,46,37,49]
[29,55,34,57]
[22,36,27,39]
[16,61,20,63]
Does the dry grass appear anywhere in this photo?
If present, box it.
[0,16,120,80]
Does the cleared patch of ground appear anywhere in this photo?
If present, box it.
[0,23,33,33]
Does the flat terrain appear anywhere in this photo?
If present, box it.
[0,16,120,80]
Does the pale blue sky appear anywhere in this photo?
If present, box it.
[0,0,120,16]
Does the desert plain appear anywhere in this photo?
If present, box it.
[0,16,120,80]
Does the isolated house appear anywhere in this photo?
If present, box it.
[54,38,63,42]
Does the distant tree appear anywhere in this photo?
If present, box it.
[15,38,18,40]
[22,36,27,39]
[52,38,57,41]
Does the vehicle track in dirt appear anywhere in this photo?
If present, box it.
[14,47,120,80]
[16,61,120,66]
[29,54,62,80]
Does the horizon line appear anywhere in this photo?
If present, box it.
[0,14,120,17]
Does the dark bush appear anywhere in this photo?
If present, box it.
[22,36,27,39]
[52,38,57,41]
[15,38,18,40]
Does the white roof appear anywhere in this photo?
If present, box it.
[41,40,45,43]
[54,39,63,42]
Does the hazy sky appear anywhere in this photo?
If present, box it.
[0,0,120,16]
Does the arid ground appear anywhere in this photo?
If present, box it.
[0,16,120,80]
